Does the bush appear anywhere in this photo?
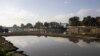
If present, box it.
[0,48,12,56]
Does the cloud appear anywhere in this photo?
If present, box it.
[0,6,46,26]
[77,9,100,17]
[64,0,69,4]
[64,9,100,21]
[45,9,100,23]
[0,5,100,26]
[0,6,71,26]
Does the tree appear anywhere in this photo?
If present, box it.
[13,24,19,28]
[96,17,100,27]
[34,22,44,29]
[49,22,60,29]
[69,16,80,26]
[0,26,4,33]
[4,28,9,33]
[26,23,33,28]
[46,22,66,33]
[82,16,97,26]
[21,23,25,28]
[44,22,49,28]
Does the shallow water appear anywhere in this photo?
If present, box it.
[4,36,100,56]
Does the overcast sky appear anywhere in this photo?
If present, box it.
[0,0,100,26]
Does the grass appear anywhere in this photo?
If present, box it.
[0,47,12,56]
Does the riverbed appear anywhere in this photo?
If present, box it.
[4,36,100,56]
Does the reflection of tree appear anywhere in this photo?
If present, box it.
[82,39,92,44]
[68,37,100,44]
[94,39,100,43]
[83,39,100,44]
[68,38,79,43]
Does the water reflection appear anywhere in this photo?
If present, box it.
[68,38,79,43]
[4,36,100,56]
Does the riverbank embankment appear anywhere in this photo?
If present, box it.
[0,32,100,40]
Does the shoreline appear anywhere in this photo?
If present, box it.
[0,32,100,39]
[0,36,27,56]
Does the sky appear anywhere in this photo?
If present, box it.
[0,0,100,26]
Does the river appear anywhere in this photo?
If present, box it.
[4,36,100,56]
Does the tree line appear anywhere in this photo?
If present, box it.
[20,22,66,33]
[69,16,100,27]
[13,16,100,28]
[0,16,100,33]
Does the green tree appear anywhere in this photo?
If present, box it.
[34,22,44,29]
[4,28,9,33]
[44,22,49,28]
[0,26,4,33]
[69,16,80,26]
[21,23,25,28]
[96,17,100,27]
[49,22,60,29]
[26,23,33,28]
[82,16,97,26]
[47,22,66,33]
[13,24,19,28]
